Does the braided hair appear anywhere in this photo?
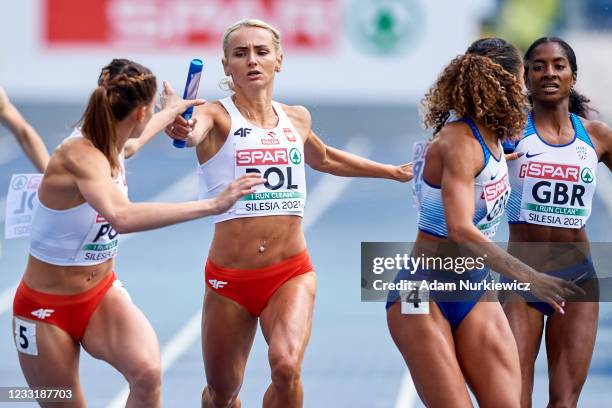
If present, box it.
[81,59,156,171]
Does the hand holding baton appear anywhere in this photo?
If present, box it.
[173,58,204,148]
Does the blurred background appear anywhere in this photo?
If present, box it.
[1,0,611,406]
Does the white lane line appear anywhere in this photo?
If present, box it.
[106,137,372,408]
[0,282,18,317]
[303,137,371,230]
[394,369,417,408]
[106,312,202,408]
[0,172,198,317]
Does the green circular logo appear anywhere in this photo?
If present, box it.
[581,167,594,184]
[290,148,302,165]
[346,0,423,56]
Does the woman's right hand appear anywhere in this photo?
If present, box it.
[165,115,197,146]
[161,81,206,147]
[528,272,586,314]
[212,174,266,215]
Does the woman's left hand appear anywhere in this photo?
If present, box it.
[505,152,524,162]
[393,162,414,182]
[159,81,206,115]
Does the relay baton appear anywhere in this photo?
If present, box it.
[173,58,204,148]
[502,138,516,154]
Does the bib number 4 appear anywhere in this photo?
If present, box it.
[400,285,430,315]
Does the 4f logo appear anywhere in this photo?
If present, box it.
[31,309,54,319]
[234,128,252,137]
[208,279,228,289]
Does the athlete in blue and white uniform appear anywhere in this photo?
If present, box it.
[502,37,612,408]
[386,38,581,408]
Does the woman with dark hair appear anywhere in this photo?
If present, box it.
[503,37,612,407]
[11,59,263,407]
[386,38,582,407]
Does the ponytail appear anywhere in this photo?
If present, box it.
[79,59,157,174]
[81,86,120,172]
[569,88,592,118]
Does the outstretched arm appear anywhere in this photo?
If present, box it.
[304,129,413,181]
[0,87,50,172]
[437,127,581,313]
[66,143,263,233]
[124,81,206,158]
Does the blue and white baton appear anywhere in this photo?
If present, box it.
[173,58,204,148]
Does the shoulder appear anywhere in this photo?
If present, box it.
[58,137,111,178]
[436,121,480,150]
[280,104,312,129]
[195,100,229,119]
[432,121,483,172]
[583,118,612,139]
[583,118,612,154]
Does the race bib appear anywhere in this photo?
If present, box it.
[14,318,38,356]
[74,213,120,262]
[520,161,595,229]
[400,283,430,315]
[477,174,510,238]
[411,141,430,210]
[4,174,42,239]
[234,147,306,215]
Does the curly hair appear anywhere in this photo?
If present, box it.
[422,38,528,140]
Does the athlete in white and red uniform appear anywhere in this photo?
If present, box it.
[12,59,261,408]
[166,18,413,408]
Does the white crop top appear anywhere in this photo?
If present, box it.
[198,97,307,223]
[29,131,128,266]
[506,113,597,229]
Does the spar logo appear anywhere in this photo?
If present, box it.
[483,175,508,201]
[236,149,288,166]
[289,148,302,165]
[524,161,587,207]
[581,168,594,184]
[523,162,580,182]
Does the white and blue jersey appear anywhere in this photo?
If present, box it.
[506,113,597,229]
[417,118,510,239]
